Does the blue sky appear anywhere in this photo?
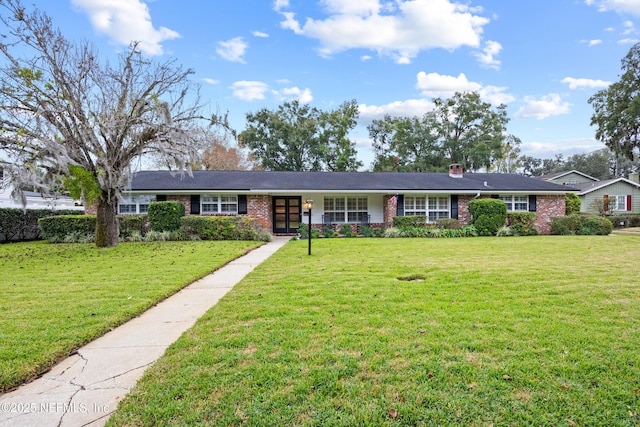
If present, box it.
[41,0,640,169]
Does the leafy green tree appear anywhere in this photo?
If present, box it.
[368,114,443,172]
[589,42,640,161]
[240,99,362,171]
[368,92,510,172]
[563,149,612,180]
[492,135,522,173]
[0,0,218,247]
[436,92,509,171]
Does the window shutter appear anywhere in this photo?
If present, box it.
[627,195,632,211]
[156,195,167,202]
[238,195,247,214]
[190,195,200,215]
[450,195,458,219]
[396,194,404,216]
[528,195,537,212]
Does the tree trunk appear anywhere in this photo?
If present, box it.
[95,195,119,247]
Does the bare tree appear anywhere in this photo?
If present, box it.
[0,0,219,247]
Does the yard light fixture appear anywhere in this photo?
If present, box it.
[304,198,313,255]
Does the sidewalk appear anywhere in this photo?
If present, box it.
[0,237,290,427]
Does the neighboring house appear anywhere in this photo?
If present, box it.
[539,170,600,186]
[116,164,575,235]
[541,169,640,215]
[0,169,83,211]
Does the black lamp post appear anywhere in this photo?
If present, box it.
[304,198,313,255]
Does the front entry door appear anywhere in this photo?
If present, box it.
[273,196,301,234]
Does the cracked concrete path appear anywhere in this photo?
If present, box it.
[0,237,290,427]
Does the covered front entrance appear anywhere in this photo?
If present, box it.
[272,196,301,234]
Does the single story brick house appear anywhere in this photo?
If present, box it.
[541,170,640,215]
[117,165,576,235]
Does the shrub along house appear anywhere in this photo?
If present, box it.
[117,164,575,235]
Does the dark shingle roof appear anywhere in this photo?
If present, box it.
[128,170,575,193]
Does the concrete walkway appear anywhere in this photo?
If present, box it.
[0,237,290,427]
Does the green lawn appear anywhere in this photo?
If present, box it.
[107,236,640,426]
[0,240,261,393]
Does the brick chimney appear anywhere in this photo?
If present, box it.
[449,164,463,178]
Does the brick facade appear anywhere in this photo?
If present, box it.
[534,194,566,235]
[167,195,191,214]
[382,193,565,235]
[247,195,272,230]
[109,190,566,235]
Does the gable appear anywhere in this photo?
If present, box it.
[543,170,599,185]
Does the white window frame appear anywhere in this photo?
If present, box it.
[201,195,238,215]
[428,196,450,222]
[499,195,528,212]
[118,195,155,214]
[405,196,427,216]
[612,195,627,211]
[324,196,368,223]
[404,195,450,222]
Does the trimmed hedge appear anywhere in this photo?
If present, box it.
[393,215,427,228]
[38,215,96,241]
[38,214,149,242]
[550,213,613,235]
[506,212,539,236]
[181,216,271,241]
[468,198,507,236]
[607,213,640,228]
[0,208,84,243]
[148,201,185,232]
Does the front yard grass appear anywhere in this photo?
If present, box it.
[0,240,261,393]
[108,236,640,426]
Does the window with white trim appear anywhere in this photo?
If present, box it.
[428,196,449,221]
[499,195,528,211]
[324,197,368,223]
[405,196,427,216]
[612,195,627,211]
[404,196,450,221]
[201,195,238,214]
[118,195,155,214]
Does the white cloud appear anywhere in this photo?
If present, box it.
[474,40,502,69]
[71,0,179,56]
[277,87,314,103]
[252,31,269,38]
[276,0,490,64]
[202,78,219,85]
[414,72,514,105]
[514,94,571,119]
[231,81,269,101]
[416,72,482,97]
[522,138,605,158]
[622,20,637,34]
[359,99,437,121]
[618,37,640,44]
[216,37,249,63]
[274,0,290,12]
[561,77,611,89]
[587,0,640,16]
[581,39,603,46]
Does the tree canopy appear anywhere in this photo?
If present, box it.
[368,92,510,172]
[0,0,218,247]
[240,99,363,171]
[589,42,640,161]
